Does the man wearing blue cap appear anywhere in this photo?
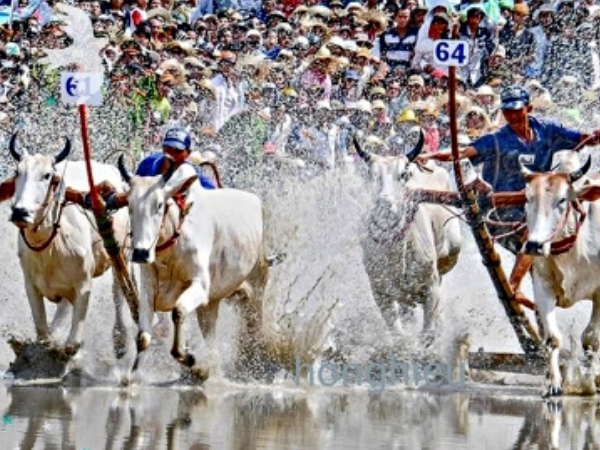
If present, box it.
[421,84,600,308]
[136,127,216,189]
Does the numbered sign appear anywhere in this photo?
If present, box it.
[61,72,104,106]
[433,40,469,67]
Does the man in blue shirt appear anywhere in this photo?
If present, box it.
[136,127,216,190]
[421,85,600,309]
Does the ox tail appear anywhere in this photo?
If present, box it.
[267,252,287,267]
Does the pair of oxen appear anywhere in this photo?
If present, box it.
[355,132,600,398]
[5,131,600,396]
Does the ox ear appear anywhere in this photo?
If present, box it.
[576,183,600,202]
[164,172,198,201]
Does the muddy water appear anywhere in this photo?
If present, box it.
[0,381,597,450]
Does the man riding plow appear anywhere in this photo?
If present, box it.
[418,84,600,396]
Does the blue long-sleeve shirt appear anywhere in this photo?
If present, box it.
[135,153,216,189]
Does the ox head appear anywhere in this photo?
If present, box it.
[9,133,71,228]
[118,155,198,264]
[354,129,424,212]
[521,152,592,256]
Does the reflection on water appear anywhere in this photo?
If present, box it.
[0,381,599,450]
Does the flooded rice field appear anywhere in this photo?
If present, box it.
[0,168,597,449]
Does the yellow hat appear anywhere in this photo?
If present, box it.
[282,87,298,97]
[396,109,419,124]
[356,47,371,59]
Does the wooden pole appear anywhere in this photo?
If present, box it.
[445,26,541,357]
[78,105,139,323]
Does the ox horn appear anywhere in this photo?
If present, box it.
[162,157,177,183]
[405,128,425,163]
[568,155,592,183]
[53,138,71,164]
[118,154,133,183]
[353,134,372,163]
[9,133,22,162]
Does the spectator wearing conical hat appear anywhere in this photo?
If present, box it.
[370,99,394,140]
[461,105,493,136]
[415,103,441,154]
[473,84,502,125]
[299,46,340,103]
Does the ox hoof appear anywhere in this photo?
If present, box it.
[172,349,196,368]
[136,332,152,352]
[180,353,196,368]
[63,343,82,358]
[189,366,210,383]
[543,386,563,398]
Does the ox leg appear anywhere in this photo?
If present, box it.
[582,295,600,390]
[582,297,600,355]
[23,278,51,343]
[171,280,208,368]
[64,290,90,356]
[132,265,156,373]
[422,275,442,346]
[49,298,70,337]
[197,301,220,348]
[533,279,563,396]
[189,302,221,382]
[112,277,130,360]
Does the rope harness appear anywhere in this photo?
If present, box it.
[155,194,191,253]
[485,199,587,256]
[18,165,69,252]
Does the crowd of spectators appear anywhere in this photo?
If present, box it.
[1,0,599,174]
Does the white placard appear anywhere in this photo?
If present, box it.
[433,40,470,67]
[61,72,104,106]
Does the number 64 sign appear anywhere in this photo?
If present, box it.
[433,40,470,67]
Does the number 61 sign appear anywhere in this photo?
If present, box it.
[433,40,469,67]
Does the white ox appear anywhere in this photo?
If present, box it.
[116,156,269,378]
[520,151,600,396]
[8,134,130,359]
[355,133,462,342]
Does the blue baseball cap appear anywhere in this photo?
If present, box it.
[162,127,192,150]
[501,85,530,110]
[345,70,360,80]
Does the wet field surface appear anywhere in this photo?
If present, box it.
[0,381,597,450]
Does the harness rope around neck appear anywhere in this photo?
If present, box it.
[19,173,68,253]
[155,193,191,253]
